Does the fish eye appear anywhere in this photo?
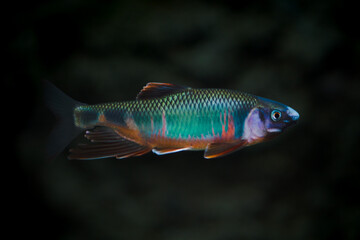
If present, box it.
[271,110,282,121]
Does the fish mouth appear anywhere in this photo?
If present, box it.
[283,118,298,128]
[287,120,298,128]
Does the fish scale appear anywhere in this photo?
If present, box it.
[75,88,257,143]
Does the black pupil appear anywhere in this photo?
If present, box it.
[274,112,280,119]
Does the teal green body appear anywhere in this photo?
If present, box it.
[75,88,258,142]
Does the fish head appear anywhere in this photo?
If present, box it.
[243,96,299,143]
[258,96,299,137]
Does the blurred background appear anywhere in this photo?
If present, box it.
[10,0,359,239]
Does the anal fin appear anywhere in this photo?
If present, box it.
[204,141,247,159]
[69,127,151,160]
[84,127,122,142]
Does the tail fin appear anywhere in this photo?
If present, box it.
[44,81,85,160]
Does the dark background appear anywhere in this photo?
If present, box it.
[11,0,359,239]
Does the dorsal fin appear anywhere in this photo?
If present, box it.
[136,82,190,100]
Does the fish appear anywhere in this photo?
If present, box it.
[45,82,299,160]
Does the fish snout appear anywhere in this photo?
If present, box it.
[286,106,300,122]
[284,106,300,128]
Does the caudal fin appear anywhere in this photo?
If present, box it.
[44,81,85,160]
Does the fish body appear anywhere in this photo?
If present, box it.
[45,82,299,159]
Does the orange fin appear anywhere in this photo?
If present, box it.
[204,141,247,159]
[152,147,191,155]
[69,127,151,160]
[136,82,190,100]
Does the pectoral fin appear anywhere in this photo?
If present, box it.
[204,141,247,159]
